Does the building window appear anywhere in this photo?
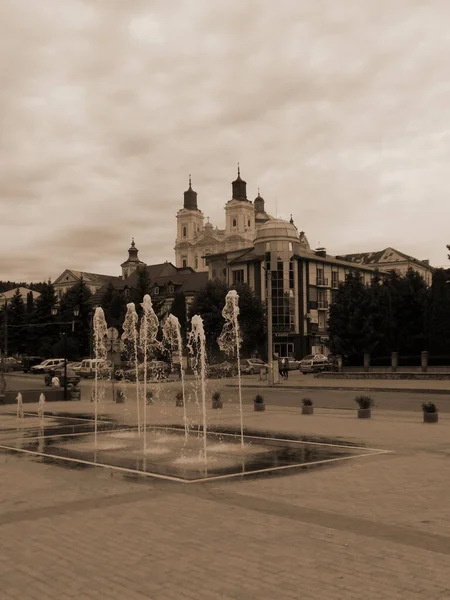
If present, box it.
[232,269,244,284]
[289,242,293,251]
[168,285,174,294]
[182,259,187,268]
[247,219,250,227]
[212,269,216,278]
[331,271,339,288]
[194,256,198,269]
[182,226,187,238]
[153,287,159,295]
[232,218,237,228]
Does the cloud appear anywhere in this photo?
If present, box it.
[1,0,450,282]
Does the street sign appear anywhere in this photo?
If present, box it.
[107,327,119,341]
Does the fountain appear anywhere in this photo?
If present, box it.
[187,315,208,468]
[16,392,24,420]
[139,294,160,453]
[162,314,189,442]
[93,307,108,448]
[37,393,45,420]
[121,302,141,433]
[218,290,244,449]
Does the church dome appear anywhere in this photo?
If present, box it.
[254,218,300,244]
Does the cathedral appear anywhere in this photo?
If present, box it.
[174,166,297,272]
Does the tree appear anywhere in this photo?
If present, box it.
[230,283,266,357]
[170,291,187,339]
[26,291,34,314]
[58,279,93,359]
[131,267,152,316]
[6,289,26,355]
[100,282,127,332]
[27,281,59,357]
[327,272,377,360]
[392,268,427,356]
[425,268,450,355]
[188,280,266,359]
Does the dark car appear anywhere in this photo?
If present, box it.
[21,356,45,373]
[122,361,170,382]
[2,357,22,372]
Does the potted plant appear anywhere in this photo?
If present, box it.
[175,391,184,407]
[254,394,265,412]
[115,389,125,404]
[354,395,374,419]
[422,401,438,423]
[301,398,314,415]
[212,391,223,409]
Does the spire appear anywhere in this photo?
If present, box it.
[254,189,265,213]
[232,164,247,201]
[183,175,198,210]
[289,214,294,225]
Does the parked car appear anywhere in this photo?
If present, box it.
[278,356,299,370]
[298,354,330,374]
[45,368,80,387]
[208,361,237,378]
[31,358,65,375]
[240,358,269,375]
[67,361,81,373]
[78,359,112,379]
[2,357,22,372]
[21,356,45,373]
[122,361,170,381]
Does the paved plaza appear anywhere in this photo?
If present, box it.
[1,381,450,599]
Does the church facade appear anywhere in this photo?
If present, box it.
[174,167,272,272]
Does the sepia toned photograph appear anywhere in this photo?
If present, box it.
[1,1,450,598]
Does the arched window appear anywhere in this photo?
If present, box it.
[194,256,198,269]
[232,218,237,228]
[247,219,251,227]
[182,225,187,238]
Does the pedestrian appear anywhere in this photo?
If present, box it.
[51,374,60,388]
[282,358,289,379]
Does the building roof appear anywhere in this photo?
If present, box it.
[336,247,433,270]
[254,218,300,244]
[0,287,41,305]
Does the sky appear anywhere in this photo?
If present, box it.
[2,0,450,283]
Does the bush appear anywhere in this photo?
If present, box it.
[254,394,265,404]
[354,395,374,409]
[301,398,313,406]
[422,401,438,413]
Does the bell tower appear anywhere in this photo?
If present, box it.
[225,165,255,244]
[175,176,204,269]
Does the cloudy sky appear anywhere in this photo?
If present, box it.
[2,0,450,282]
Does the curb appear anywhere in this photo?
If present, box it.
[226,384,450,396]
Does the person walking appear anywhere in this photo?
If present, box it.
[282,357,289,379]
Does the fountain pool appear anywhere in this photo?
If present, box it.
[0,412,386,483]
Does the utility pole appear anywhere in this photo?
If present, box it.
[267,269,274,386]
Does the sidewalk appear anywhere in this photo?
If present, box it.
[231,371,450,394]
[1,396,450,599]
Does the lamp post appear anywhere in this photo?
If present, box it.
[0,293,7,400]
[51,305,80,400]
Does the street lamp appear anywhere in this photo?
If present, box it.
[0,292,8,400]
[51,305,80,400]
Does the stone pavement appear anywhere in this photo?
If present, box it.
[1,396,450,599]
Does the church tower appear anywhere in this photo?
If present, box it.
[224,165,255,245]
[121,238,146,280]
[175,176,205,269]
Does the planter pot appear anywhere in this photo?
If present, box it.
[115,393,125,404]
[70,391,81,401]
[423,411,438,423]
[175,398,184,407]
[302,406,314,415]
[254,403,265,412]
[212,400,223,409]
[357,408,371,419]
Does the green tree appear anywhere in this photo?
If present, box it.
[230,283,266,357]
[131,267,153,316]
[327,272,377,360]
[100,282,127,332]
[392,268,427,356]
[26,291,34,314]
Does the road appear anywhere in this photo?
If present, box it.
[5,372,450,413]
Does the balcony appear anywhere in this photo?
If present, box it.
[317,301,328,310]
[331,279,339,289]
[316,277,328,287]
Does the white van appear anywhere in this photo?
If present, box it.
[78,359,112,379]
[31,358,65,374]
